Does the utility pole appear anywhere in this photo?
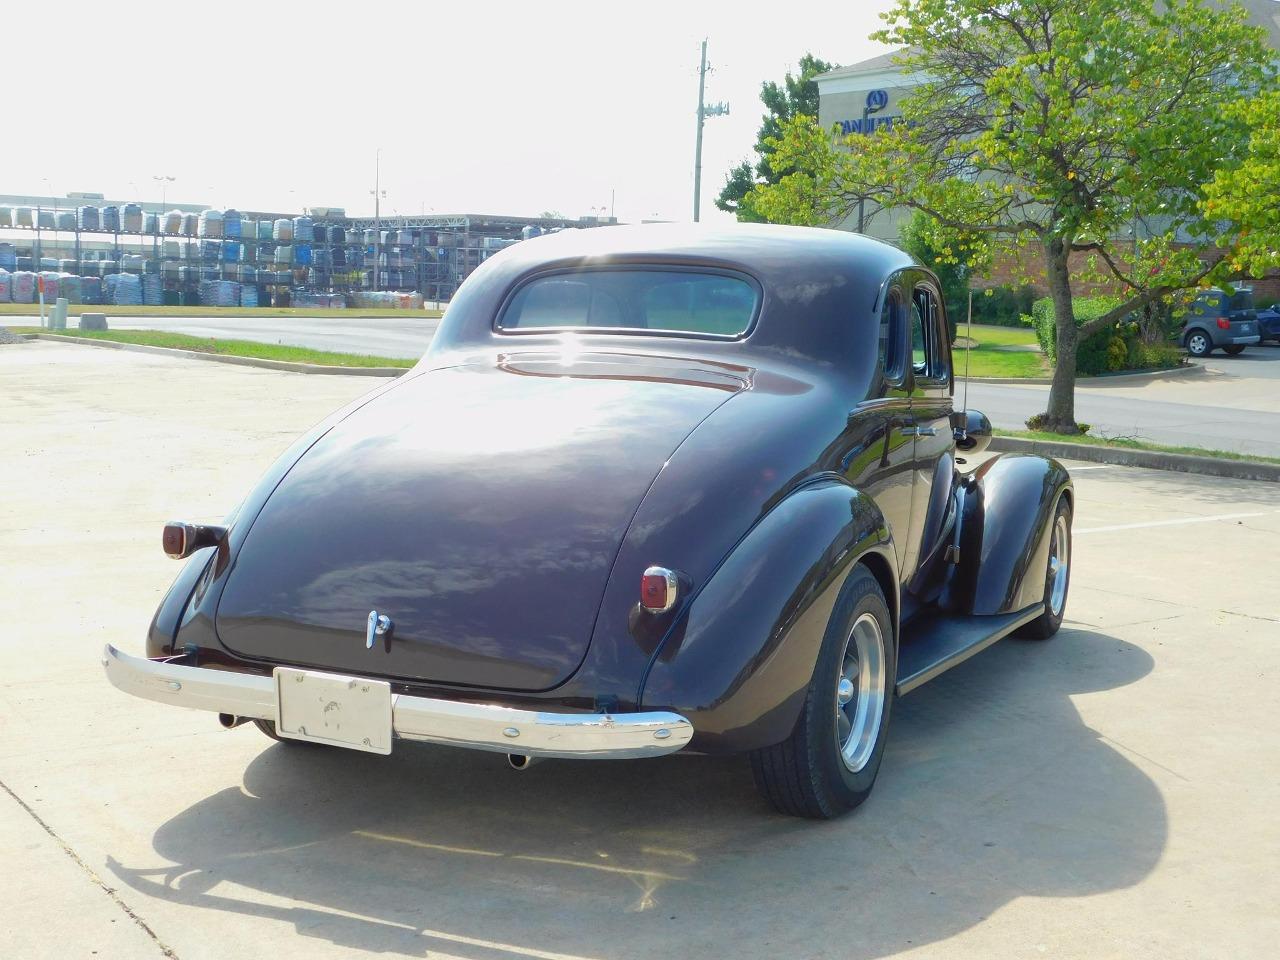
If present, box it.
[693,39,729,222]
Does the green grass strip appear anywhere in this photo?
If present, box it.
[13,327,416,369]
[997,429,1280,466]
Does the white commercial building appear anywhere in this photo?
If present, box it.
[815,0,1280,245]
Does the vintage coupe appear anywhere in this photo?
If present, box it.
[104,225,1073,819]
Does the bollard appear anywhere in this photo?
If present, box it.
[52,297,69,331]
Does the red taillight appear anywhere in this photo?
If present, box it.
[162,521,226,559]
[1217,317,1231,329]
[641,566,678,613]
[162,522,188,559]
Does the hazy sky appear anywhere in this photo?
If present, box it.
[9,1,897,224]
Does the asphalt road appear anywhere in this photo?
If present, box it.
[3,341,1278,959]
[966,346,1280,457]
[39,313,1280,456]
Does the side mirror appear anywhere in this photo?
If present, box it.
[951,409,992,454]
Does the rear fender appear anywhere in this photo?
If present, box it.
[638,478,897,754]
[941,453,1072,616]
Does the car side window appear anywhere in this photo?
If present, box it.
[912,286,948,382]
[909,299,927,376]
[880,288,905,381]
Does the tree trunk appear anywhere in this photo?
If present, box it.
[1042,238,1080,433]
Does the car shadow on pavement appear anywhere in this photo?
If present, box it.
[107,627,1163,960]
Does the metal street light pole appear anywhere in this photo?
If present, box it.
[153,174,175,210]
[371,148,384,292]
[856,92,887,233]
[856,104,871,233]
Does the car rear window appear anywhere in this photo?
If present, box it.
[498,269,758,338]
[1226,290,1254,311]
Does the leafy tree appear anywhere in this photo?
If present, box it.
[750,0,1278,433]
[716,54,833,221]
[899,212,985,341]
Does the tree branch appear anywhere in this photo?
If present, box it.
[1077,254,1224,337]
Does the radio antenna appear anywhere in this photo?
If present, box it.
[962,288,973,414]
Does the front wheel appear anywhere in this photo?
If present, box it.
[750,565,895,819]
[1016,497,1073,640]
[1223,344,1246,356]
[1185,330,1213,357]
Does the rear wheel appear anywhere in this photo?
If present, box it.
[1016,497,1072,640]
[1185,330,1213,357]
[1223,344,1246,356]
[750,565,895,819]
[253,718,320,745]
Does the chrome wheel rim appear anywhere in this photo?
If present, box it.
[1048,513,1070,616]
[1189,334,1207,354]
[836,612,887,773]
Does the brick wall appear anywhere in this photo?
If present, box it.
[972,246,1280,302]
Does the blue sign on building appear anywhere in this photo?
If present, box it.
[840,115,900,135]
[838,88,900,135]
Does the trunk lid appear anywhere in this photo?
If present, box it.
[215,355,744,691]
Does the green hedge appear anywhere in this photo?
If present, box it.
[971,285,1037,327]
[1027,296,1180,375]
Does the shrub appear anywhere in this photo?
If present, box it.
[1106,336,1128,371]
[1029,296,1125,375]
[1030,295,1184,375]
[972,285,1037,327]
[1127,340,1182,370]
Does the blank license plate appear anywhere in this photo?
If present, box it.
[274,667,393,754]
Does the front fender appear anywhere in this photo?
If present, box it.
[639,478,896,754]
[942,453,1072,616]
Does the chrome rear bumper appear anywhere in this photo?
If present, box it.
[102,644,692,759]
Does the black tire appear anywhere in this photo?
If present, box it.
[1016,497,1073,640]
[253,718,318,745]
[1223,344,1246,356]
[750,565,896,819]
[1184,329,1213,357]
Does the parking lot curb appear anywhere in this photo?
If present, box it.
[990,436,1280,482]
[27,333,409,378]
[970,363,1203,386]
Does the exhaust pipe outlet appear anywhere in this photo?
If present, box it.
[506,753,539,771]
[218,713,251,729]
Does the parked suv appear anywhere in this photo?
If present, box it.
[1181,288,1261,357]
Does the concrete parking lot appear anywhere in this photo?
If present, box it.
[2,339,1278,960]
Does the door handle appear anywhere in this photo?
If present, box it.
[899,425,937,437]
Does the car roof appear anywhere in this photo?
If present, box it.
[498,222,914,280]
[428,223,922,388]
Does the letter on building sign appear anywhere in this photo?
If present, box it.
[838,116,900,136]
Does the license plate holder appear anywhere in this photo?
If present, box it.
[274,667,393,754]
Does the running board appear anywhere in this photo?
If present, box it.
[895,604,1044,695]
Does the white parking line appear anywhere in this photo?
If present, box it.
[1076,510,1276,534]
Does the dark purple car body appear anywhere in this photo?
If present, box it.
[105,224,1073,818]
